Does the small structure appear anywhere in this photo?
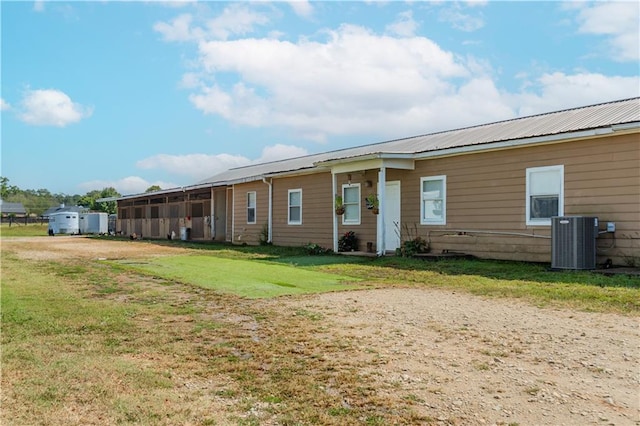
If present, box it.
[48,211,80,235]
[0,200,27,221]
[79,212,108,234]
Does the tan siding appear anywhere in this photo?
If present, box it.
[233,181,269,245]
[401,133,639,264]
[272,173,334,249]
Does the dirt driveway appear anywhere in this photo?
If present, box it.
[4,237,639,425]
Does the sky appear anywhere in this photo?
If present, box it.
[1,1,639,196]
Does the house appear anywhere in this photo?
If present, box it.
[115,97,640,266]
[0,200,27,217]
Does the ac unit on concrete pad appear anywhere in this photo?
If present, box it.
[551,216,598,270]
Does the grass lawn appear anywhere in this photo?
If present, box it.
[114,254,364,298]
[0,222,49,237]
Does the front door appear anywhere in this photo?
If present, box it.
[384,181,401,252]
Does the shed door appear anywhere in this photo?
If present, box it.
[384,181,401,252]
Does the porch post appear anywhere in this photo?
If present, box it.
[377,166,386,256]
[332,171,338,253]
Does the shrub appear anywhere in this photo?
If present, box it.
[338,231,358,252]
[304,243,333,255]
[396,236,429,257]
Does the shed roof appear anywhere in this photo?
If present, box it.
[198,97,639,185]
[41,205,88,218]
[0,200,27,215]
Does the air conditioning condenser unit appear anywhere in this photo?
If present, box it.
[551,216,598,270]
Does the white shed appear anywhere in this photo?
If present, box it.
[79,212,108,234]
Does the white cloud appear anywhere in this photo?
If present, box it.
[439,5,485,32]
[137,152,251,180]
[190,24,473,138]
[33,1,45,12]
[513,72,640,116]
[287,0,314,18]
[135,144,309,182]
[386,10,418,37]
[0,98,10,111]
[154,4,270,42]
[154,14,203,42]
[575,2,639,62]
[159,4,638,144]
[257,144,309,163]
[78,176,178,195]
[18,89,93,127]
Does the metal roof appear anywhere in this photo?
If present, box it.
[0,200,27,215]
[199,97,639,184]
[117,97,639,201]
[41,205,88,218]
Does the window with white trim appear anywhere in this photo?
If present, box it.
[342,184,360,225]
[247,191,256,224]
[420,175,446,225]
[526,165,563,225]
[288,189,302,225]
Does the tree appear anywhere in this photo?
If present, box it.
[94,187,121,215]
[0,176,19,199]
[145,185,162,193]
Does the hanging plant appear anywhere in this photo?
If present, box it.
[365,194,379,214]
[334,194,345,215]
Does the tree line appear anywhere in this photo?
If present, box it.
[0,176,123,216]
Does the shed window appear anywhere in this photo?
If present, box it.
[288,189,302,225]
[420,175,446,225]
[526,165,564,226]
[342,184,360,225]
[247,192,256,224]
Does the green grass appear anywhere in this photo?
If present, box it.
[0,222,49,237]
[113,255,364,298]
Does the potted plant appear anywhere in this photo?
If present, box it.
[334,194,345,215]
[365,194,379,214]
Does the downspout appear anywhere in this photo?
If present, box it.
[210,186,215,239]
[231,185,235,244]
[262,177,273,243]
[377,167,386,256]
[332,171,338,253]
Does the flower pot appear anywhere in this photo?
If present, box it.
[372,208,379,215]
[335,207,345,215]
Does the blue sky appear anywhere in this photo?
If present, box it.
[1,1,638,195]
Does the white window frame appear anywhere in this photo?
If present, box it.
[342,183,361,225]
[247,191,256,224]
[526,165,564,226]
[288,189,302,225]
[420,175,446,225]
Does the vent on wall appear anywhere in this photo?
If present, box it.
[551,216,598,270]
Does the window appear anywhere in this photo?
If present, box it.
[288,189,302,225]
[342,184,361,225]
[526,165,563,225]
[247,191,256,224]
[420,175,446,225]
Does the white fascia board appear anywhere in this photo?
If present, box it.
[323,156,415,174]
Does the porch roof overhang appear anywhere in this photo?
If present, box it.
[315,153,415,174]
